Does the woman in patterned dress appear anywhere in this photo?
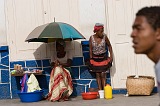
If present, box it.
[89,23,113,90]
[46,40,73,102]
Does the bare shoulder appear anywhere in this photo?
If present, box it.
[103,33,109,39]
[103,33,107,35]
[103,33,107,37]
[89,35,92,39]
[89,35,94,41]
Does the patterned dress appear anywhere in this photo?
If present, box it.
[46,51,73,101]
[46,66,73,101]
[88,35,112,72]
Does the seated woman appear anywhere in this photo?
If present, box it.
[46,40,73,102]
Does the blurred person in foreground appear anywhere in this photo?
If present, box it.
[131,6,160,105]
[46,39,73,102]
[88,23,113,90]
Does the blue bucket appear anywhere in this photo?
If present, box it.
[17,90,44,102]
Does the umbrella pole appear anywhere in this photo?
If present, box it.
[54,17,55,22]
[55,41,57,60]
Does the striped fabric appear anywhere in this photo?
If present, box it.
[46,66,73,101]
[90,57,111,66]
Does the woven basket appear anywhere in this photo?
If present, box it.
[126,75,155,95]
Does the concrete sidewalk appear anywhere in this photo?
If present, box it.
[0,94,159,106]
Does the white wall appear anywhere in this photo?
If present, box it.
[4,0,160,88]
[106,0,158,88]
[0,0,7,46]
[5,0,83,61]
[4,0,107,61]
[78,0,106,40]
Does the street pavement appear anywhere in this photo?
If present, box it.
[0,94,159,106]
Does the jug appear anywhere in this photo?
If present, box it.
[104,84,112,99]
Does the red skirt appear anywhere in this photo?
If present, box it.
[87,54,112,72]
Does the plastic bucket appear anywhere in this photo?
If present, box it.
[17,90,44,102]
[98,90,104,99]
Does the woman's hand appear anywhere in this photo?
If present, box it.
[108,57,113,64]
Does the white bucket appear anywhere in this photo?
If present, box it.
[98,90,104,99]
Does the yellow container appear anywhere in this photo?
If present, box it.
[104,84,112,99]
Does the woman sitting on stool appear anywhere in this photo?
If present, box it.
[46,39,73,102]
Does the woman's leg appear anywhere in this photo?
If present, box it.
[96,72,102,90]
[101,72,107,89]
